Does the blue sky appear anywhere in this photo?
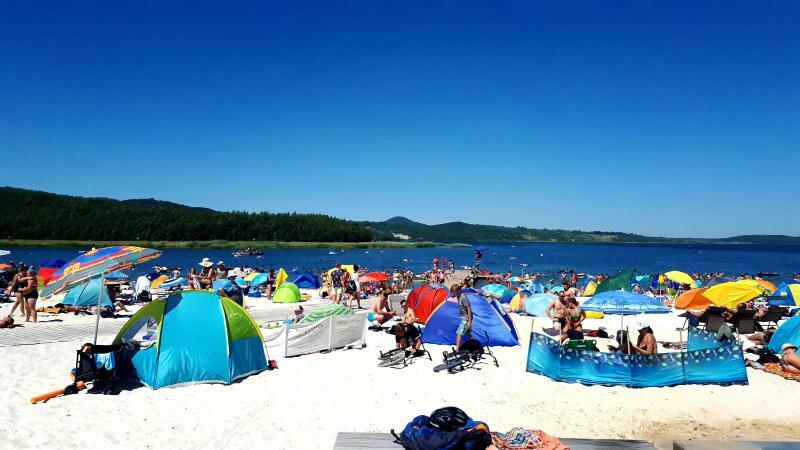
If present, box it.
[2,2,798,238]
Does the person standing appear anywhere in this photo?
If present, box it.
[330,264,344,304]
[6,263,27,319]
[341,266,352,306]
[17,265,38,322]
[348,265,362,308]
[451,284,472,350]
[266,268,276,299]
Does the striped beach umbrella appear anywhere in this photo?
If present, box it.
[40,246,161,344]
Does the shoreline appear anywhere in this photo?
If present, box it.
[0,239,471,250]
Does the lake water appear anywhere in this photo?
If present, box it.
[5,243,799,283]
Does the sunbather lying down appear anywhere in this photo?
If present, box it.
[781,344,800,375]
[1,316,16,328]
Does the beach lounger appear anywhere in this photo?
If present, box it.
[758,306,788,328]
[332,432,657,449]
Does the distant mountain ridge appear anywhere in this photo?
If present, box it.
[362,216,800,245]
[1,187,797,245]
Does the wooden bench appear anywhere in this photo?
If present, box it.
[333,432,656,449]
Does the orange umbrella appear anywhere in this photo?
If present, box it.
[675,288,712,310]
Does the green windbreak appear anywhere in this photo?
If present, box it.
[221,297,261,341]
[594,269,636,295]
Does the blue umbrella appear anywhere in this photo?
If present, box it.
[482,284,509,299]
[235,277,249,288]
[579,291,670,315]
[549,286,564,293]
[250,273,269,287]
[63,278,112,307]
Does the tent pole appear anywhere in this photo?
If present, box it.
[93,272,105,345]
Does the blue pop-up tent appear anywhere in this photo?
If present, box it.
[293,272,321,289]
[422,293,519,346]
[113,290,267,389]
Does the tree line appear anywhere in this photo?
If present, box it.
[0,187,373,242]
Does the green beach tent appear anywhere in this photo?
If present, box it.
[273,282,301,303]
[299,304,354,324]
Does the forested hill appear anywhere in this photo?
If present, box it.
[0,187,372,242]
[363,217,800,245]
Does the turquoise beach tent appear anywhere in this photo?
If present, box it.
[769,314,800,354]
[422,293,519,347]
[63,278,112,307]
[113,290,267,389]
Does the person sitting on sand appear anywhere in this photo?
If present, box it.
[394,300,423,355]
[545,293,569,333]
[609,330,633,354]
[748,327,777,346]
[560,302,585,343]
[632,323,658,354]
[368,291,395,325]
[780,344,800,375]
[197,258,216,289]
[218,271,244,306]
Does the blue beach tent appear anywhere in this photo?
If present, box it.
[422,293,519,347]
[113,291,268,389]
[293,272,321,289]
[63,278,112,307]
[769,314,800,354]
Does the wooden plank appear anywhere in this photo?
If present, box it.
[673,440,800,450]
[333,432,657,449]
[563,438,655,449]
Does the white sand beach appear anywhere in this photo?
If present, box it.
[2,298,799,449]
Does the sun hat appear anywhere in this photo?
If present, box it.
[782,343,798,352]
[638,322,650,330]
[217,261,224,265]
[199,258,213,268]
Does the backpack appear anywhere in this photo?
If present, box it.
[394,413,491,450]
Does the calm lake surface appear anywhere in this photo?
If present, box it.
[5,243,799,282]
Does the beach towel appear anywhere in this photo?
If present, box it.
[491,428,568,450]
[762,362,800,382]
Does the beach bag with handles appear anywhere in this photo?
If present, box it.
[392,406,492,450]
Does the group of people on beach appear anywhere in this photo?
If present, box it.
[1,262,39,323]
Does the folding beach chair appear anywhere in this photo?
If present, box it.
[705,314,725,333]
